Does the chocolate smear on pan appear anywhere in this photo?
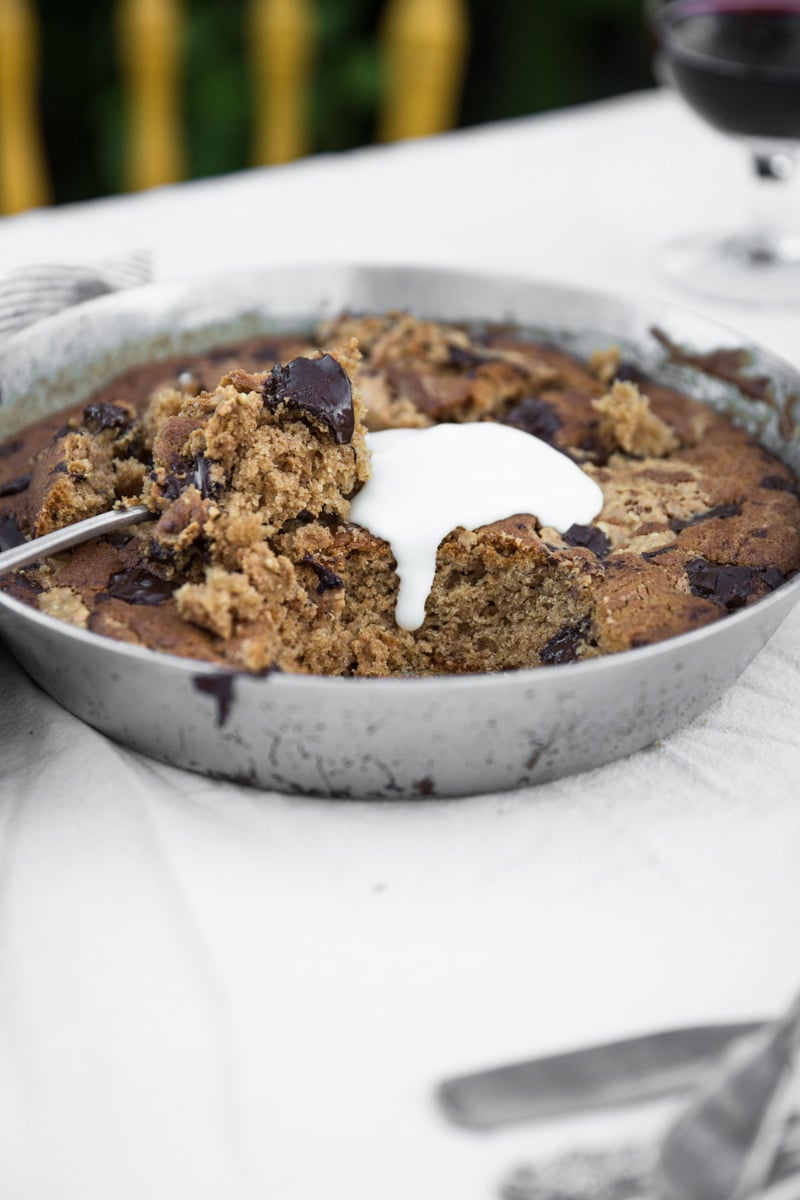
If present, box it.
[192,673,237,728]
[651,327,771,401]
[262,354,355,445]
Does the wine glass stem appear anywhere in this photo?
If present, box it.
[747,147,800,254]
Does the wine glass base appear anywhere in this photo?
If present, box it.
[655,231,800,306]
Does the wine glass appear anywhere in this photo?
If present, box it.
[648,0,800,304]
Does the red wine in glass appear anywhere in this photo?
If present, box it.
[651,0,800,303]
[657,0,800,140]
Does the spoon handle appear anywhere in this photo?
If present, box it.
[0,504,152,577]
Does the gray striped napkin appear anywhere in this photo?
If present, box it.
[0,250,152,345]
[500,1119,800,1200]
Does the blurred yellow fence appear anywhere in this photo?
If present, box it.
[0,0,469,215]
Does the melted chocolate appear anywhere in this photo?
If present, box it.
[615,362,651,386]
[0,439,23,459]
[651,328,771,401]
[0,473,31,497]
[641,545,673,562]
[413,777,436,796]
[160,473,183,501]
[540,618,590,665]
[671,501,743,532]
[83,401,133,433]
[159,452,221,502]
[192,673,236,727]
[262,354,355,444]
[576,429,609,466]
[760,474,800,495]
[501,396,562,445]
[0,514,26,551]
[447,345,493,370]
[302,554,345,594]
[562,524,610,558]
[1,572,42,598]
[685,557,783,610]
[106,568,174,606]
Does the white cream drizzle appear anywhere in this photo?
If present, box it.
[349,424,604,631]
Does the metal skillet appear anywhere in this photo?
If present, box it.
[1,263,799,799]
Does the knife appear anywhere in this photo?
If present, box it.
[438,1022,764,1130]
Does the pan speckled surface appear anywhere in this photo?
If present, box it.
[1,264,799,797]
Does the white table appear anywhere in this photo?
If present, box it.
[1,89,799,1200]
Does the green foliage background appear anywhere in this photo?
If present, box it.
[36,0,655,205]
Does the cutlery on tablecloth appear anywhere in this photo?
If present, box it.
[438,1022,764,1130]
[656,992,800,1200]
[488,992,800,1200]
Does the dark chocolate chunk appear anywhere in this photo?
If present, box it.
[49,460,86,481]
[685,557,783,610]
[302,553,345,594]
[562,523,610,558]
[0,473,31,497]
[101,530,136,549]
[447,344,492,371]
[615,362,651,386]
[540,618,590,665]
[641,545,673,562]
[762,566,785,590]
[147,539,176,564]
[192,672,236,727]
[262,354,354,445]
[0,513,26,551]
[160,472,184,501]
[1,571,42,598]
[106,567,174,606]
[83,401,133,433]
[671,501,743,532]
[576,426,609,465]
[501,396,562,444]
[0,439,23,459]
[759,474,800,496]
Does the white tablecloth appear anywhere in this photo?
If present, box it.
[1,89,799,1200]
